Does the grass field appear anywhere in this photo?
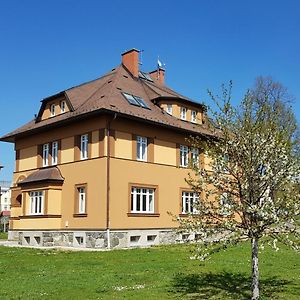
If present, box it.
[0,242,299,299]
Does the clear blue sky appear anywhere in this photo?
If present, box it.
[0,0,299,181]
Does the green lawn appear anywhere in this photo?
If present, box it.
[0,242,299,299]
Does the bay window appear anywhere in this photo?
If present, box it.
[29,191,44,215]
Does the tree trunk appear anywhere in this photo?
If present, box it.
[251,237,259,300]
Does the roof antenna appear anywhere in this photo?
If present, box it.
[139,50,144,66]
[157,56,166,80]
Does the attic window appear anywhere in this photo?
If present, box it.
[122,92,150,109]
[60,101,66,113]
[50,104,56,117]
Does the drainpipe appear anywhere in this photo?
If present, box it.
[106,113,117,249]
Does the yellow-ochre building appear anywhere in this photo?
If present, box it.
[1,49,215,248]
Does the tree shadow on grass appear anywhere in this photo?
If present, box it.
[171,271,297,299]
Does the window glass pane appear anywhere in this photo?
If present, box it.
[134,96,149,109]
[123,93,140,106]
[142,194,147,211]
[136,193,140,211]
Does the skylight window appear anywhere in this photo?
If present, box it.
[134,96,149,109]
[122,92,150,109]
[138,71,153,82]
[122,92,140,106]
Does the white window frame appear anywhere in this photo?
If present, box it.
[60,101,66,113]
[191,110,197,123]
[180,145,189,167]
[182,191,199,214]
[166,104,173,115]
[80,134,88,160]
[131,187,154,213]
[42,143,49,167]
[51,141,58,165]
[29,191,44,215]
[137,136,147,162]
[191,147,199,167]
[180,107,187,120]
[50,104,56,117]
[78,187,86,214]
[220,192,232,216]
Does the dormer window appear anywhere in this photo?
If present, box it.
[166,104,172,115]
[191,110,197,123]
[60,101,66,113]
[50,104,56,117]
[180,107,187,120]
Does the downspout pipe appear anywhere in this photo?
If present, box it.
[106,113,117,249]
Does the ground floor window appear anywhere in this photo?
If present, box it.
[78,187,86,214]
[29,191,44,215]
[131,187,154,213]
[182,191,199,214]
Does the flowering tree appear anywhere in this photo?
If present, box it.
[177,78,300,300]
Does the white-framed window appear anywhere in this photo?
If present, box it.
[51,141,58,165]
[42,143,49,167]
[50,104,56,116]
[191,110,197,123]
[166,104,173,115]
[191,147,199,167]
[131,187,154,213]
[182,191,199,214]
[60,101,66,113]
[180,145,189,167]
[220,193,232,216]
[137,136,147,161]
[78,187,86,214]
[30,191,44,215]
[180,107,187,120]
[80,134,88,160]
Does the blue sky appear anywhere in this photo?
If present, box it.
[0,0,299,181]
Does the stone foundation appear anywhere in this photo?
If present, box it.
[8,228,191,249]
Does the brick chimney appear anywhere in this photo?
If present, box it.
[121,48,140,77]
[149,68,165,85]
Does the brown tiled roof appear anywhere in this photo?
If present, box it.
[1,65,215,142]
[18,167,64,185]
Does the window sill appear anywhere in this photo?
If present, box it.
[179,213,198,217]
[19,214,62,219]
[127,213,160,217]
[73,213,88,218]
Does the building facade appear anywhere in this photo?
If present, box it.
[0,181,11,232]
[1,49,215,248]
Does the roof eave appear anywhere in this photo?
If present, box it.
[1,107,216,143]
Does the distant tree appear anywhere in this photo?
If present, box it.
[177,77,300,300]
